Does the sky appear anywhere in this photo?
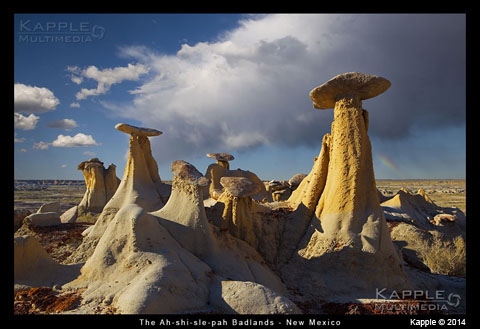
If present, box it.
[13,13,466,181]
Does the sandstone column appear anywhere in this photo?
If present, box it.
[66,123,171,264]
[77,158,120,214]
[280,72,410,299]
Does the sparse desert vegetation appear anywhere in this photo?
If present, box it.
[420,235,466,277]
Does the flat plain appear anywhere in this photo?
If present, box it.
[14,179,466,214]
[375,179,466,214]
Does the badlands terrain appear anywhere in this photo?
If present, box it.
[13,179,466,315]
[13,73,467,316]
[14,179,466,215]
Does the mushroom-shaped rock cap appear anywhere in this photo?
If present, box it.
[115,123,162,137]
[220,176,261,198]
[78,158,104,170]
[171,160,210,186]
[206,153,235,162]
[309,72,391,109]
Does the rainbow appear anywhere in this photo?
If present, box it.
[376,153,401,175]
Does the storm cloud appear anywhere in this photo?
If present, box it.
[108,14,465,163]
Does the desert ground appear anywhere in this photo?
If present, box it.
[376,179,466,214]
[13,178,466,315]
[14,179,466,214]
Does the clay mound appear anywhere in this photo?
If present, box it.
[381,188,465,234]
[209,280,300,314]
[64,204,213,314]
[14,236,81,289]
[381,188,438,226]
[153,160,217,260]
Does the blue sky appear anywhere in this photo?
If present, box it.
[13,14,466,181]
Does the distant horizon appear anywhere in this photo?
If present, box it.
[14,177,467,182]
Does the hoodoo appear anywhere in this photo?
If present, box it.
[66,123,171,264]
[207,153,235,170]
[280,72,410,299]
[217,176,262,249]
[77,158,120,214]
[205,153,270,201]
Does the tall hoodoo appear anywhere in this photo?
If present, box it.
[280,72,410,299]
[114,123,171,210]
[66,123,171,264]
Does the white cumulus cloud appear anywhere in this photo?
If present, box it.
[33,141,50,150]
[14,83,59,114]
[14,113,39,130]
[51,133,99,147]
[70,63,149,100]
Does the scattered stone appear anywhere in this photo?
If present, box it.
[266,180,289,193]
[432,214,457,226]
[209,280,301,314]
[60,206,78,224]
[24,212,61,227]
[288,174,307,190]
[37,201,61,214]
[272,188,291,202]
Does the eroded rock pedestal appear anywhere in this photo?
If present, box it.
[66,124,171,264]
[77,158,120,214]
[279,73,410,299]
